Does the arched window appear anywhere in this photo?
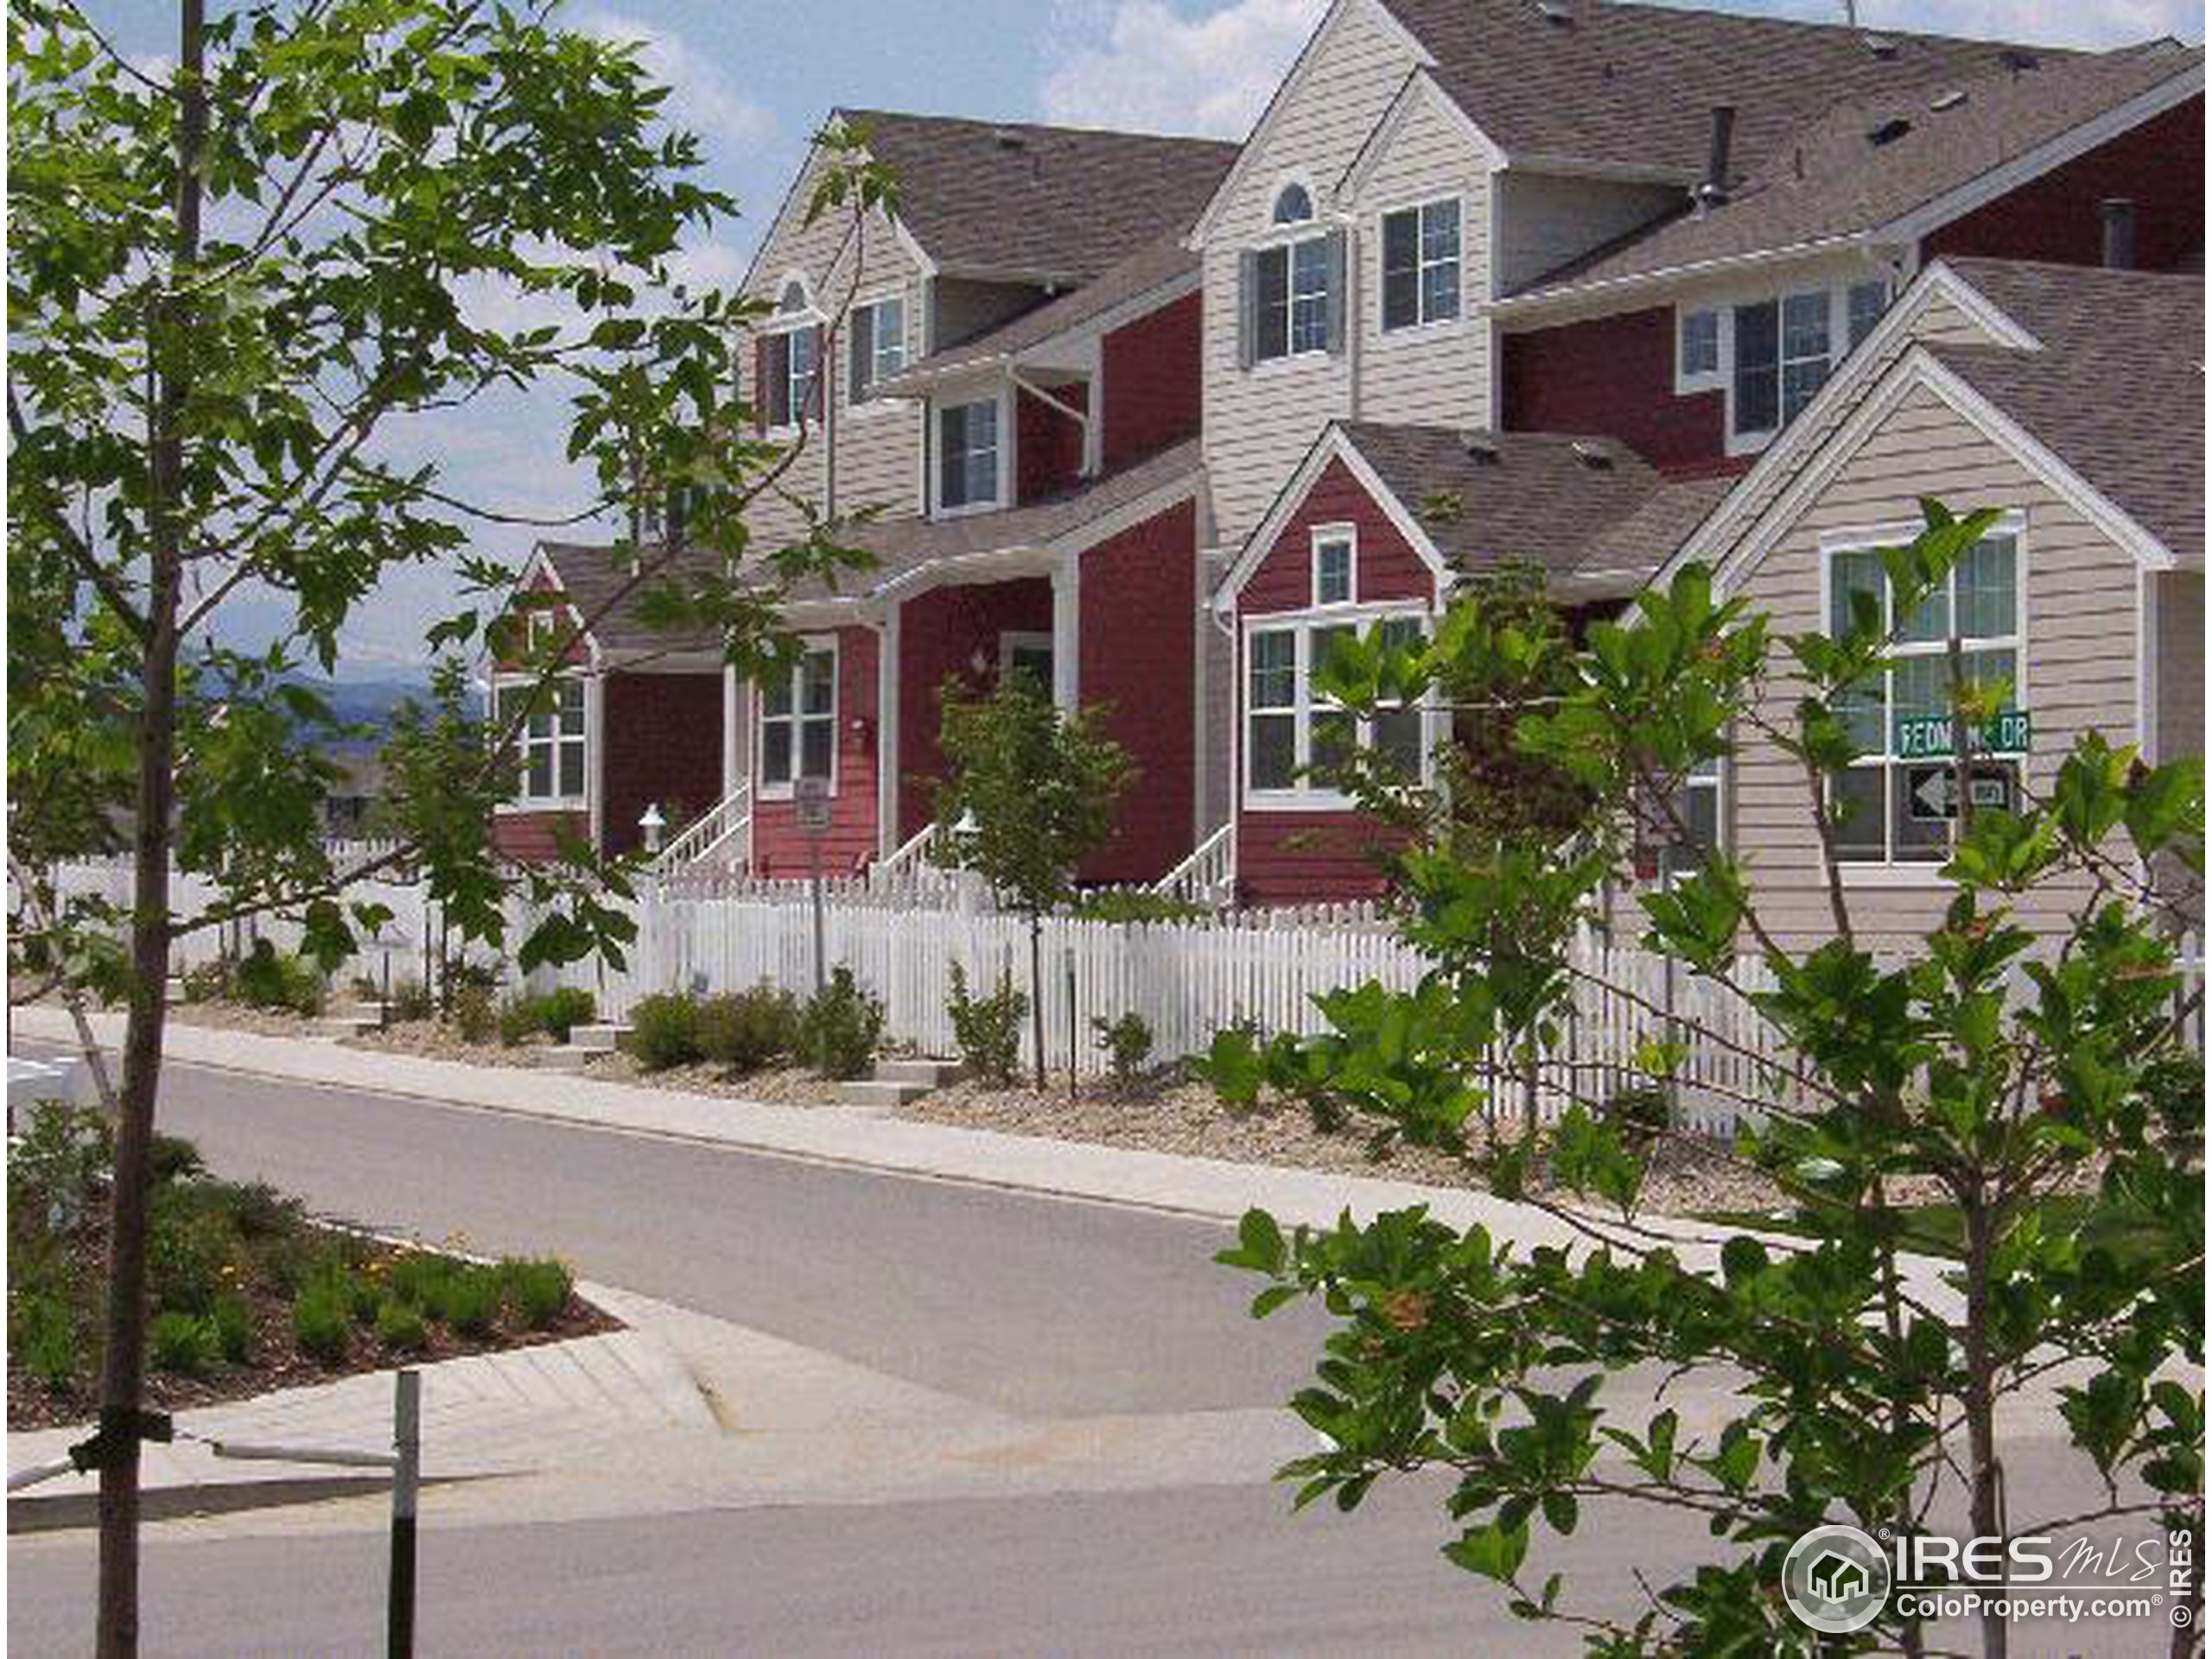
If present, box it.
[777,276,811,315]
[1271,181,1314,226]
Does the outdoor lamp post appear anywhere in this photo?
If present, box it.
[639,802,665,855]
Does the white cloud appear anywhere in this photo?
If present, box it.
[1039,0,1326,138]
[577,10,773,150]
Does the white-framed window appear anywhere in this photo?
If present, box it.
[935,395,1002,514]
[1243,181,1342,368]
[1311,524,1356,607]
[1243,610,1427,806]
[498,677,587,807]
[762,326,820,432]
[1271,181,1314,226]
[1676,308,1721,387]
[1676,275,1897,448]
[1824,524,2024,867]
[849,296,906,401]
[1381,198,1460,331]
[999,631,1054,691]
[758,639,838,798]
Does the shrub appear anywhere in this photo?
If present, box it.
[500,1257,573,1331]
[211,1291,253,1364]
[386,1250,456,1314]
[149,1311,221,1377]
[948,963,1026,1085]
[291,1281,351,1365]
[450,983,499,1045]
[1600,1084,1674,1154]
[627,992,704,1071]
[11,1289,82,1390]
[442,1265,505,1337]
[800,968,886,1081]
[8,1102,113,1239]
[148,1187,238,1317]
[498,995,541,1047]
[1092,1011,1155,1092]
[537,986,596,1043]
[388,976,434,1022]
[180,958,232,1003]
[233,944,326,1016]
[208,1179,302,1243]
[374,1297,429,1353]
[149,1131,204,1185]
[696,983,803,1074]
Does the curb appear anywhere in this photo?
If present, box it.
[6,1472,458,1536]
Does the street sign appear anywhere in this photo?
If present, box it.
[794,776,833,836]
[1894,709,2031,760]
[1906,762,2016,822]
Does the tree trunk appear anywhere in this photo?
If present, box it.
[1961,1196,2007,1659]
[1029,913,1046,1093]
[97,6,202,1654]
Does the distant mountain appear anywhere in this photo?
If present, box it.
[276,675,479,738]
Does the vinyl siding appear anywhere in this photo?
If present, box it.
[1725,378,2145,951]
[740,144,930,548]
[746,624,883,879]
[2156,569,2205,767]
[1492,173,1681,297]
[1201,0,1421,543]
[1355,89,1494,430]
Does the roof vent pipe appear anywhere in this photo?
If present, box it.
[1695,105,1736,214]
[2101,197,2137,270]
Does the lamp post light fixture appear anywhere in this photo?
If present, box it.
[639,802,666,854]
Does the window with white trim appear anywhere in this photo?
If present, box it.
[1678,308,1720,383]
[762,327,820,431]
[1680,276,1896,442]
[1245,613,1427,801]
[1827,530,2022,865]
[1846,278,1890,350]
[1244,183,1341,366]
[849,296,906,400]
[499,677,586,806]
[1312,525,1355,607]
[1371,200,1459,329]
[1381,199,1459,331]
[758,641,837,795]
[936,397,1001,512]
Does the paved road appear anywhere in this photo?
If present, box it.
[75,1055,1327,1419]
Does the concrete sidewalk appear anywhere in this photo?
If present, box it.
[6,1284,713,1532]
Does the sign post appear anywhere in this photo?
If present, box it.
[796,777,832,1002]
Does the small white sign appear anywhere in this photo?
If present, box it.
[795,776,833,836]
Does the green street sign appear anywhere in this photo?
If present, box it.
[1894,709,2031,760]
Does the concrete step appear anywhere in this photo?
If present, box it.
[834,1077,931,1109]
[315,1014,380,1039]
[331,1000,387,1023]
[871,1058,962,1089]
[534,1046,594,1073]
[569,1023,632,1054]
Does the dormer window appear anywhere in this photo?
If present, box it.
[936,395,1002,514]
[1272,182,1314,225]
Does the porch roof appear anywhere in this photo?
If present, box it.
[534,541,728,658]
[792,439,1203,604]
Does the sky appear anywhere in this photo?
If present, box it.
[80,0,2203,677]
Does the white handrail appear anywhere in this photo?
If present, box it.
[1149,822,1235,908]
[651,782,752,876]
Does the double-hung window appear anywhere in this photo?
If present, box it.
[1245,614,1427,800]
[500,678,586,806]
[1827,530,2022,866]
[937,397,1001,512]
[1246,182,1341,365]
[1312,526,1355,606]
[1716,276,1894,443]
[1381,199,1460,331]
[762,327,820,430]
[849,296,906,401]
[759,641,837,796]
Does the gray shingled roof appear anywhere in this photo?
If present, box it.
[885,232,1198,385]
[1935,259,2204,565]
[1384,0,2075,183]
[537,542,727,655]
[840,111,1234,285]
[788,439,1204,602]
[1516,41,2200,296]
[1337,423,1702,593]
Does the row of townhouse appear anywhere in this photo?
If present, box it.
[493,0,2205,946]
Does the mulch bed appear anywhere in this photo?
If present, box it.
[8,1216,620,1433]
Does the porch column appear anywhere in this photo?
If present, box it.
[585,670,607,852]
[1052,556,1079,713]
[721,664,743,800]
[878,603,901,856]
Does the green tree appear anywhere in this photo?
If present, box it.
[1204,504,2204,1656]
[931,674,1134,1088]
[7,7,889,1651]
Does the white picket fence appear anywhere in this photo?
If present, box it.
[33,855,2203,1135]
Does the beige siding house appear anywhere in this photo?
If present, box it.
[1680,258,2202,950]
